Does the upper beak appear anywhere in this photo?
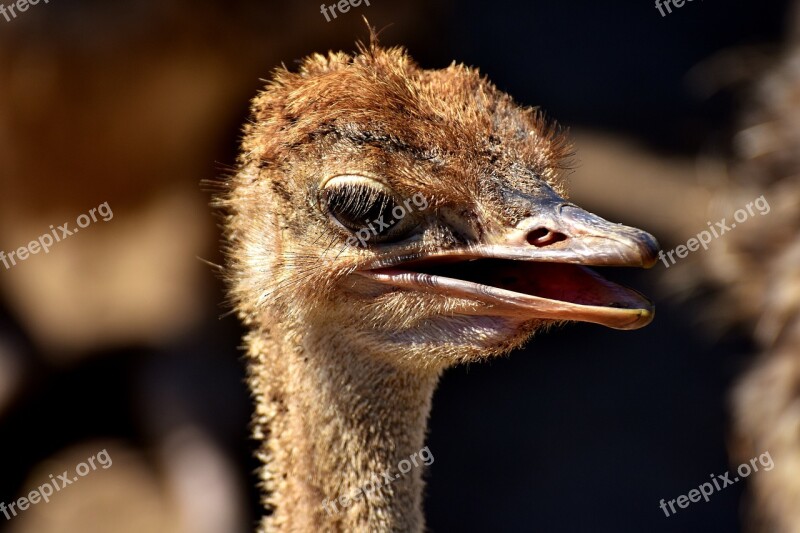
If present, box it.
[357,193,660,331]
[482,201,660,268]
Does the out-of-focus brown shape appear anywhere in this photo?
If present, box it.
[723,5,800,530]
[9,442,179,533]
[570,131,713,237]
[0,0,435,357]
[0,193,209,354]
[0,2,245,356]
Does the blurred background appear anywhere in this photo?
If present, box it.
[0,0,798,531]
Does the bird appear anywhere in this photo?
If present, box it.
[216,35,660,532]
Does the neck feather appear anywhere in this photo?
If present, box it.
[248,322,440,532]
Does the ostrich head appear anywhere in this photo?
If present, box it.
[223,42,657,372]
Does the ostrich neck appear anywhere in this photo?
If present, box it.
[248,323,440,532]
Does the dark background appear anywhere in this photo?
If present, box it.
[0,0,790,531]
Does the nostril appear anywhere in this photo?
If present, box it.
[526,227,567,247]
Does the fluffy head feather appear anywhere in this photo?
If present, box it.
[220,42,574,368]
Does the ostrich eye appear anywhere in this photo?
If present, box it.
[319,175,420,244]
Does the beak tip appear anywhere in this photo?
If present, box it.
[633,231,661,268]
[616,306,655,330]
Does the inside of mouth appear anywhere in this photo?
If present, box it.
[393,257,649,310]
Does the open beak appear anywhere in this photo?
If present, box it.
[356,200,660,331]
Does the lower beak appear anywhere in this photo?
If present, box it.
[357,202,660,330]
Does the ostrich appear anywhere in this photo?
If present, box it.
[217,38,659,531]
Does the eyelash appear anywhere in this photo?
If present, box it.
[319,179,423,245]
[323,184,396,229]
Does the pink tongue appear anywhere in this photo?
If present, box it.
[480,262,643,309]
